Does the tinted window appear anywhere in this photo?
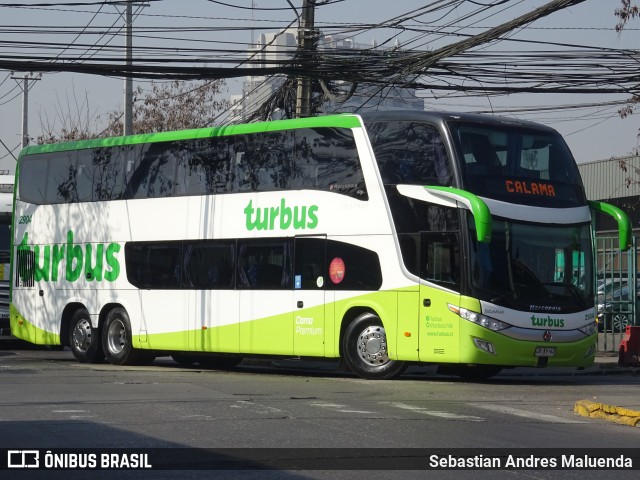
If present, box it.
[294,237,325,290]
[125,143,177,199]
[237,239,292,289]
[75,147,126,201]
[18,155,49,204]
[45,151,79,203]
[421,232,460,290]
[175,138,233,195]
[326,240,382,290]
[232,131,295,193]
[385,186,460,235]
[123,237,382,291]
[125,242,182,289]
[365,121,452,186]
[19,126,367,204]
[451,123,586,207]
[292,128,367,199]
[183,241,235,289]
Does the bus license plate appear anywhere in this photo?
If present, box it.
[534,347,556,357]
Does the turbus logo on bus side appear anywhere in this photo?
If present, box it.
[17,231,121,283]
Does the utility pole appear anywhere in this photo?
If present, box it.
[11,73,41,148]
[295,0,317,118]
[124,0,134,135]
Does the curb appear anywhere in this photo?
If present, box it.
[574,399,640,427]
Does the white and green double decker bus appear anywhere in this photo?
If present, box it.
[10,111,630,379]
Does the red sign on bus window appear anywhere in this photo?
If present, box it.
[329,257,346,284]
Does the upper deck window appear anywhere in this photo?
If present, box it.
[365,121,453,187]
[18,126,368,204]
[451,123,586,208]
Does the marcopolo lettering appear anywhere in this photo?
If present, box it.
[19,231,121,283]
[244,198,319,231]
[530,314,564,328]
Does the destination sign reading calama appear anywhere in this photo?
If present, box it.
[505,180,556,197]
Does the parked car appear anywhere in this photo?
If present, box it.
[596,277,627,304]
[596,279,640,332]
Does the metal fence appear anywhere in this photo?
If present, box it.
[595,235,637,353]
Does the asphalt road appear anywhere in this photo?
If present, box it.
[1,344,639,480]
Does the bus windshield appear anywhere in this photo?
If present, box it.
[468,216,593,313]
[449,122,586,208]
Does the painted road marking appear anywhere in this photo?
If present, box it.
[387,402,485,422]
[470,403,588,424]
[309,402,375,415]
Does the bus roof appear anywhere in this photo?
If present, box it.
[18,110,560,159]
[360,110,559,134]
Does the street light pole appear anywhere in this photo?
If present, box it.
[11,73,41,148]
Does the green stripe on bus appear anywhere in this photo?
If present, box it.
[17,114,363,157]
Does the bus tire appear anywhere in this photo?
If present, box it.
[69,308,104,364]
[342,312,407,380]
[102,308,141,365]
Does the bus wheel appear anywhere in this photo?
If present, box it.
[342,313,407,380]
[102,308,141,365]
[69,308,104,363]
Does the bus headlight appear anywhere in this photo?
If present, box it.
[448,305,510,332]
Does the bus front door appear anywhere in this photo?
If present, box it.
[418,232,462,363]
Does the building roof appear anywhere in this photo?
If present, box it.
[577,155,640,201]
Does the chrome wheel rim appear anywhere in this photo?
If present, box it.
[356,325,389,367]
[107,318,126,355]
[72,319,92,352]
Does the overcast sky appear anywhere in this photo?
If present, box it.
[1,0,639,173]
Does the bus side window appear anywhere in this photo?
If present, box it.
[18,155,49,205]
[237,240,292,289]
[293,127,367,200]
[45,151,80,204]
[125,242,182,289]
[325,240,382,290]
[75,147,125,201]
[125,143,178,199]
[294,238,325,289]
[183,241,235,289]
[420,233,460,290]
[398,234,419,276]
